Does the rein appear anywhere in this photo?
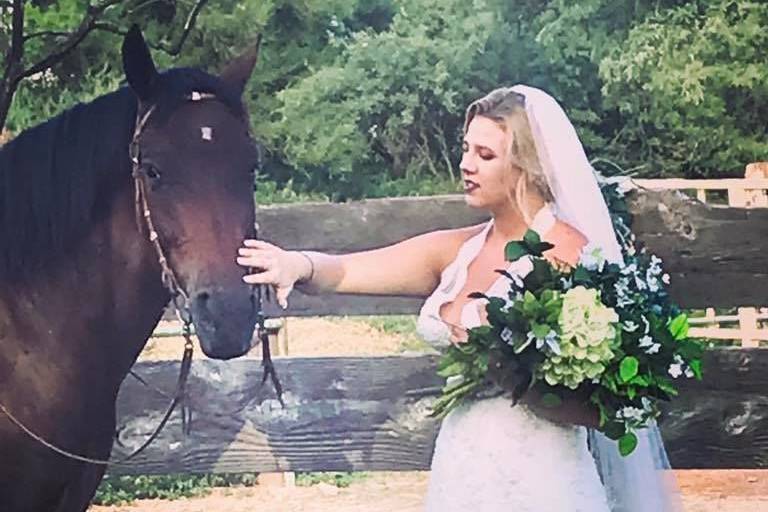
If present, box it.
[0,92,283,466]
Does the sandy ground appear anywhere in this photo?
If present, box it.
[89,470,768,512]
[91,317,768,512]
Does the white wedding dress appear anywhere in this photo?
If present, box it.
[416,211,612,512]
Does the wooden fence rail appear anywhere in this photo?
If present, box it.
[112,186,768,474]
[111,349,768,474]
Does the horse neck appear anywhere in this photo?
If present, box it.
[2,180,170,391]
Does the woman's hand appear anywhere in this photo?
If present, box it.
[542,220,587,271]
[236,240,312,309]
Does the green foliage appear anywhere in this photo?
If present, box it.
[92,473,258,506]
[360,314,433,352]
[6,66,123,133]
[6,0,766,197]
[254,174,330,204]
[267,0,501,199]
[599,0,768,177]
[296,471,370,488]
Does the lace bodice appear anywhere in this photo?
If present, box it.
[416,205,556,347]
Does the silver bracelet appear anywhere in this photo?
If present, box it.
[298,251,315,284]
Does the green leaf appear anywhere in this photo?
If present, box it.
[523,229,542,247]
[436,361,463,378]
[532,323,551,339]
[689,359,703,380]
[619,356,639,383]
[619,432,639,456]
[535,241,555,254]
[655,377,679,397]
[573,266,591,284]
[669,314,689,340]
[540,393,562,408]
[602,421,626,440]
[505,241,528,262]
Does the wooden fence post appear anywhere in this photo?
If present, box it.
[738,307,760,348]
[257,317,293,487]
[744,162,768,208]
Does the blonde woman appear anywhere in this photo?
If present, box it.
[237,85,679,511]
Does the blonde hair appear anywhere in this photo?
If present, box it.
[464,87,552,224]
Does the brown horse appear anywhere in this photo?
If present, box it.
[0,26,261,511]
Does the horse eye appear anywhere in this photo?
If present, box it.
[144,165,161,180]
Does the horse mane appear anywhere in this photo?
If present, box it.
[0,68,244,282]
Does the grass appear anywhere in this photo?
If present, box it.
[296,471,370,488]
[93,473,258,506]
[357,315,433,353]
[94,471,371,506]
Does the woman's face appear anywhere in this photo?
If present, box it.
[460,116,521,210]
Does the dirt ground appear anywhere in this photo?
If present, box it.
[92,317,768,512]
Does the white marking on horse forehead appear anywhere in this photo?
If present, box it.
[201,126,213,141]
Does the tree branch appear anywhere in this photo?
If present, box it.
[3,0,24,82]
[93,0,208,56]
[161,0,209,56]
[23,30,71,43]
[16,0,123,82]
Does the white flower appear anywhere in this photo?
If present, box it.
[668,354,686,378]
[614,278,635,308]
[638,334,661,354]
[617,406,645,422]
[621,263,638,276]
[684,367,695,379]
[526,329,561,355]
[662,273,670,284]
[501,327,515,345]
[623,320,639,333]
[580,244,606,272]
[560,276,573,290]
[638,334,653,346]
[502,291,522,313]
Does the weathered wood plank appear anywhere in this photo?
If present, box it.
[110,348,768,474]
[626,189,768,308]
[249,190,768,316]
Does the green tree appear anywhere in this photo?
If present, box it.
[0,0,210,133]
[599,0,768,177]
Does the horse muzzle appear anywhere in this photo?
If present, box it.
[190,287,255,359]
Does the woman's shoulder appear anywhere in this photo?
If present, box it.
[420,222,489,272]
[541,219,588,267]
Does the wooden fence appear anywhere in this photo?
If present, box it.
[110,181,768,475]
[636,167,768,346]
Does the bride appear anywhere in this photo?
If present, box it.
[237,85,682,511]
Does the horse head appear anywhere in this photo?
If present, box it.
[122,26,260,360]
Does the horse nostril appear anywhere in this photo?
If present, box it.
[195,291,211,308]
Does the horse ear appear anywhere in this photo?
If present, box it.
[122,24,159,101]
[219,34,262,96]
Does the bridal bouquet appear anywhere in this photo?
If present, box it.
[431,182,705,456]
